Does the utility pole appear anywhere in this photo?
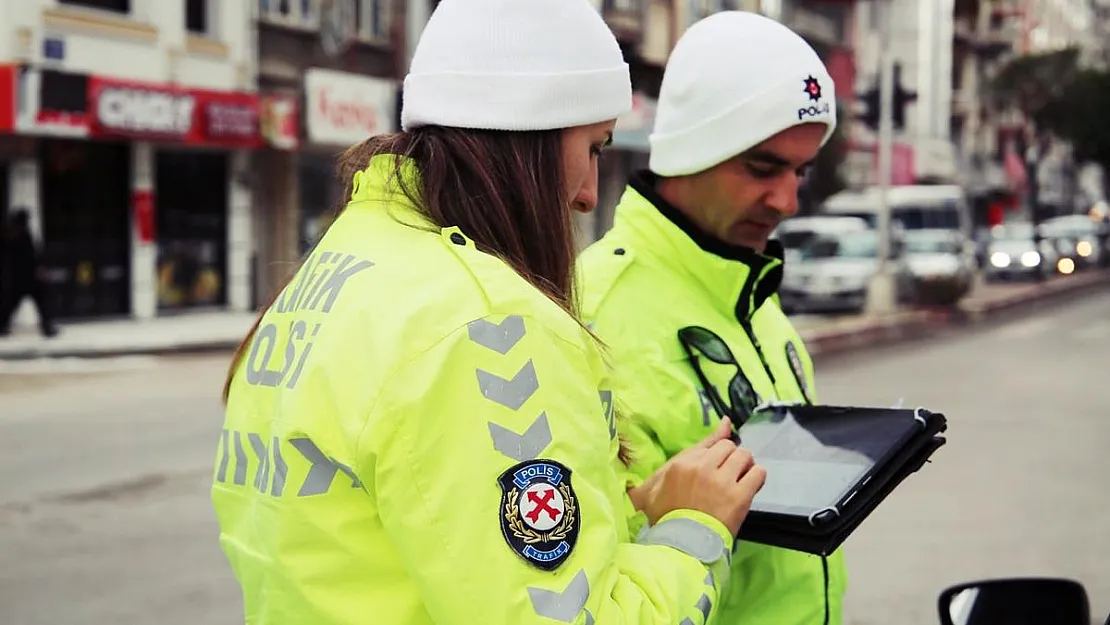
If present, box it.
[1026,134,1045,281]
[865,0,898,316]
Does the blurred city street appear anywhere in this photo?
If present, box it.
[0,289,1106,625]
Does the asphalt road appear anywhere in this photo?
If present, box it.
[0,354,236,625]
[825,288,1110,625]
[0,289,1108,625]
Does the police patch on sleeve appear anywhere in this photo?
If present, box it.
[785,341,814,404]
[498,459,580,571]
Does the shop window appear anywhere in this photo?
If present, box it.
[688,0,723,24]
[355,0,391,41]
[39,140,132,320]
[59,0,130,13]
[603,0,640,12]
[259,0,318,28]
[186,0,210,34]
[155,151,229,311]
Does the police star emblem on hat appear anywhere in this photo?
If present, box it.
[803,75,822,102]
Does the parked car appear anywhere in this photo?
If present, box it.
[779,229,915,315]
[774,215,870,267]
[901,229,975,306]
[984,222,1059,281]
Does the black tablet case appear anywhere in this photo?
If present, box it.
[736,405,948,556]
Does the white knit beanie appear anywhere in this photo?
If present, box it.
[650,11,837,177]
[401,0,632,132]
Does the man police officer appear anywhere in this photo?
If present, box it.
[578,11,847,625]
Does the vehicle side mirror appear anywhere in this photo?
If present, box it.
[938,578,1092,625]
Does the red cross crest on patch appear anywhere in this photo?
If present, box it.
[521,484,565,530]
[803,75,822,102]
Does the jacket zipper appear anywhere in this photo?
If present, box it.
[822,555,831,625]
[747,313,832,624]
[739,319,776,386]
[738,263,831,623]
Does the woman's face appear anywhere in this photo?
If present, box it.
[561,120,617,213]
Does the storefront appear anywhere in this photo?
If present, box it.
[300,68,397,253]
[153,149,230,311]
[39,138,132,318]
[252,93,300,309]
[27,73,260,320]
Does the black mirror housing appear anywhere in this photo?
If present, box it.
[938,578,1090,625]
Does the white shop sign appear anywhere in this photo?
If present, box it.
[304,68,396,146]
[97,87,195,136]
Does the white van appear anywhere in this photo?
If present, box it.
[820,185,973,239]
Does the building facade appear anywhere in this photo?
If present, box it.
[949,0,1101,227]
[846,0,959,188]
[1,0,258,325]
[253,0,400,304]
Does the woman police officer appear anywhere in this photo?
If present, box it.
[211,0,766,623]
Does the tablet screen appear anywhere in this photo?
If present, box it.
[738,406,923,517]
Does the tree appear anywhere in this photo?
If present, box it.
[799,101,848,215]
[989,48,1110,171]
[988,47,1110,195]
[1043,68,1110,170]
[988,47,1081,125]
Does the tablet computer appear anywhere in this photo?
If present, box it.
[738,405,928,520]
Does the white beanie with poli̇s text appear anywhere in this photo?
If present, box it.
[649,11,837,177]
[401,0,632,132]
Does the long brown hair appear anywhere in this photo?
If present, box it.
[222,126,579,403]
[223,126,634,465]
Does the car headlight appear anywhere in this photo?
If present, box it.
[1020,251,1041,267]
[1077,240,1093,257]
[990,252,1011,268]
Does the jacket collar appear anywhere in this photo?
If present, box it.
[614,171,783,322]
[348,154,434,226]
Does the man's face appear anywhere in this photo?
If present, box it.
[674,123,828,252]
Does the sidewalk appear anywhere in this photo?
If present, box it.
[0,311,258,360]
[801,269,1110,358]
[1,270,1107,361]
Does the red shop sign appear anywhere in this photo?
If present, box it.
[88,75,261,148]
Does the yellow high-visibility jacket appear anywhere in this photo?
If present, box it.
[578,175,848,625]
[212,155,734,625]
